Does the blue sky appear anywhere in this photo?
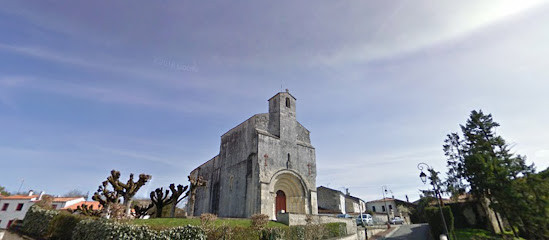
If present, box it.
[1,0,548,202]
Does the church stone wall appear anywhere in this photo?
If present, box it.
[188,92,317,219]
[217,115,260,218]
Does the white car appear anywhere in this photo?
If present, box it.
[356,214,373,226]
[390,217,405,225]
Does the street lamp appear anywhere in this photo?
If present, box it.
[417,162,449,238]
[419,171,427,184]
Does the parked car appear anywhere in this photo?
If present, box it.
[336,214,352,218]
[356,214,373,226]
[390,216,405,225]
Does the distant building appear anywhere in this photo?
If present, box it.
[317,186,366,215]
[366,197,415,222]
[62,201,102,211]
[0,191,87,229]
[188,91,317,219]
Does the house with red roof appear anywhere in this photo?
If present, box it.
[0,191,89,229]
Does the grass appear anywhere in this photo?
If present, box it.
[455,228,526,240]
[131,218,288,230]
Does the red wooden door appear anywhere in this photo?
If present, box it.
[276,190,286,213]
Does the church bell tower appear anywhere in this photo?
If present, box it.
[268,90,297,141]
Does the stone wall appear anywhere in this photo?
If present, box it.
[276,213,357,235]
[317,187,345,214]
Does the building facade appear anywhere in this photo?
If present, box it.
[317,186,346,214]
[0,192,42,229]
[188,91,318,219]
[0,191,87,229]
[317,186,366,215]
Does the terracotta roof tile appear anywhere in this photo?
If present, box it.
[0,195,39,200]
[62,201,102,210]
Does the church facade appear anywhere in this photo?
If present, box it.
[188,91,318,219]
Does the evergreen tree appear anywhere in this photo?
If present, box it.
[444,110,537,237]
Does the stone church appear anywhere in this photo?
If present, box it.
[188,91,318,219]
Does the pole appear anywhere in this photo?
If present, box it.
[434,184,449,237]
[382,186,390,223]
[418,162,449,238]
[17,179,24,193]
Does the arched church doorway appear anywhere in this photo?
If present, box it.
[275,190,286,213]
[271,171,307,214]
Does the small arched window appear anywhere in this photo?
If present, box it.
[285,97,290,108]
[286,153,291,169]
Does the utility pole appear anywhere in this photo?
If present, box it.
[381,185,391,223]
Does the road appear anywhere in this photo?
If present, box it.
[384,224,433,240]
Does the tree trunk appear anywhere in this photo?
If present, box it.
[170,201,177,218]
[123,198,132,217]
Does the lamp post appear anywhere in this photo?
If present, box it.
[417,162,449,238]
[381,185,391,223]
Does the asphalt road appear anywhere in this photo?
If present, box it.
[384,224,433,240]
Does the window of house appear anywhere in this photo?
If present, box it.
[285,97,290,108]
[2,203,8,211]
[16,203,24,211]
[372,206,376,212]
[389,204,392,210]
[52,204,58,209]
[382,205,386,212]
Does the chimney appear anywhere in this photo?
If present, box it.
[28,190,34,196]
[38,191,45,200]
[406,195,409,203]
[345,188,350,196]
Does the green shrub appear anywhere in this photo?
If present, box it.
[72,219,205,240]
[323,222,347,238]
[21,205,59,238]
[425,206,455,239]
[48,212,90,240]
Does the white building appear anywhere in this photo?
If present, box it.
[0,191,43,229]
[366,197,416,223]
[0,191,86,229]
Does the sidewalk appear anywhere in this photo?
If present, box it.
[369,225,401,240]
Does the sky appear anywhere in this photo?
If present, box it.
[0,1,548,203]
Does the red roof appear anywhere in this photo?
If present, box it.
[0,195,39,200]
[62,201,102,210]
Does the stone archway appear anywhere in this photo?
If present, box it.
[271,171,307,214]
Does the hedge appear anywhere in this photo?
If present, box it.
[72,219,205,240]
[48,212,90,240]
[261,222,347,240]
[323,222,347,239]
[425,206,455,240]
[21,205,59,238]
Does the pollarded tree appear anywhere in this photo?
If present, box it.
[186,175,206,217]
[150,187,171,218]
[105,170,152,215]
[169,183,189,218]
[92,180,120,215]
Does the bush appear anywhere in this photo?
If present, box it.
[21,205,59,238]
[251,214,270,229]
[72,219,205,240]
[323,222,347,239]
[425,206,455,239]
[48,212,90,240]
